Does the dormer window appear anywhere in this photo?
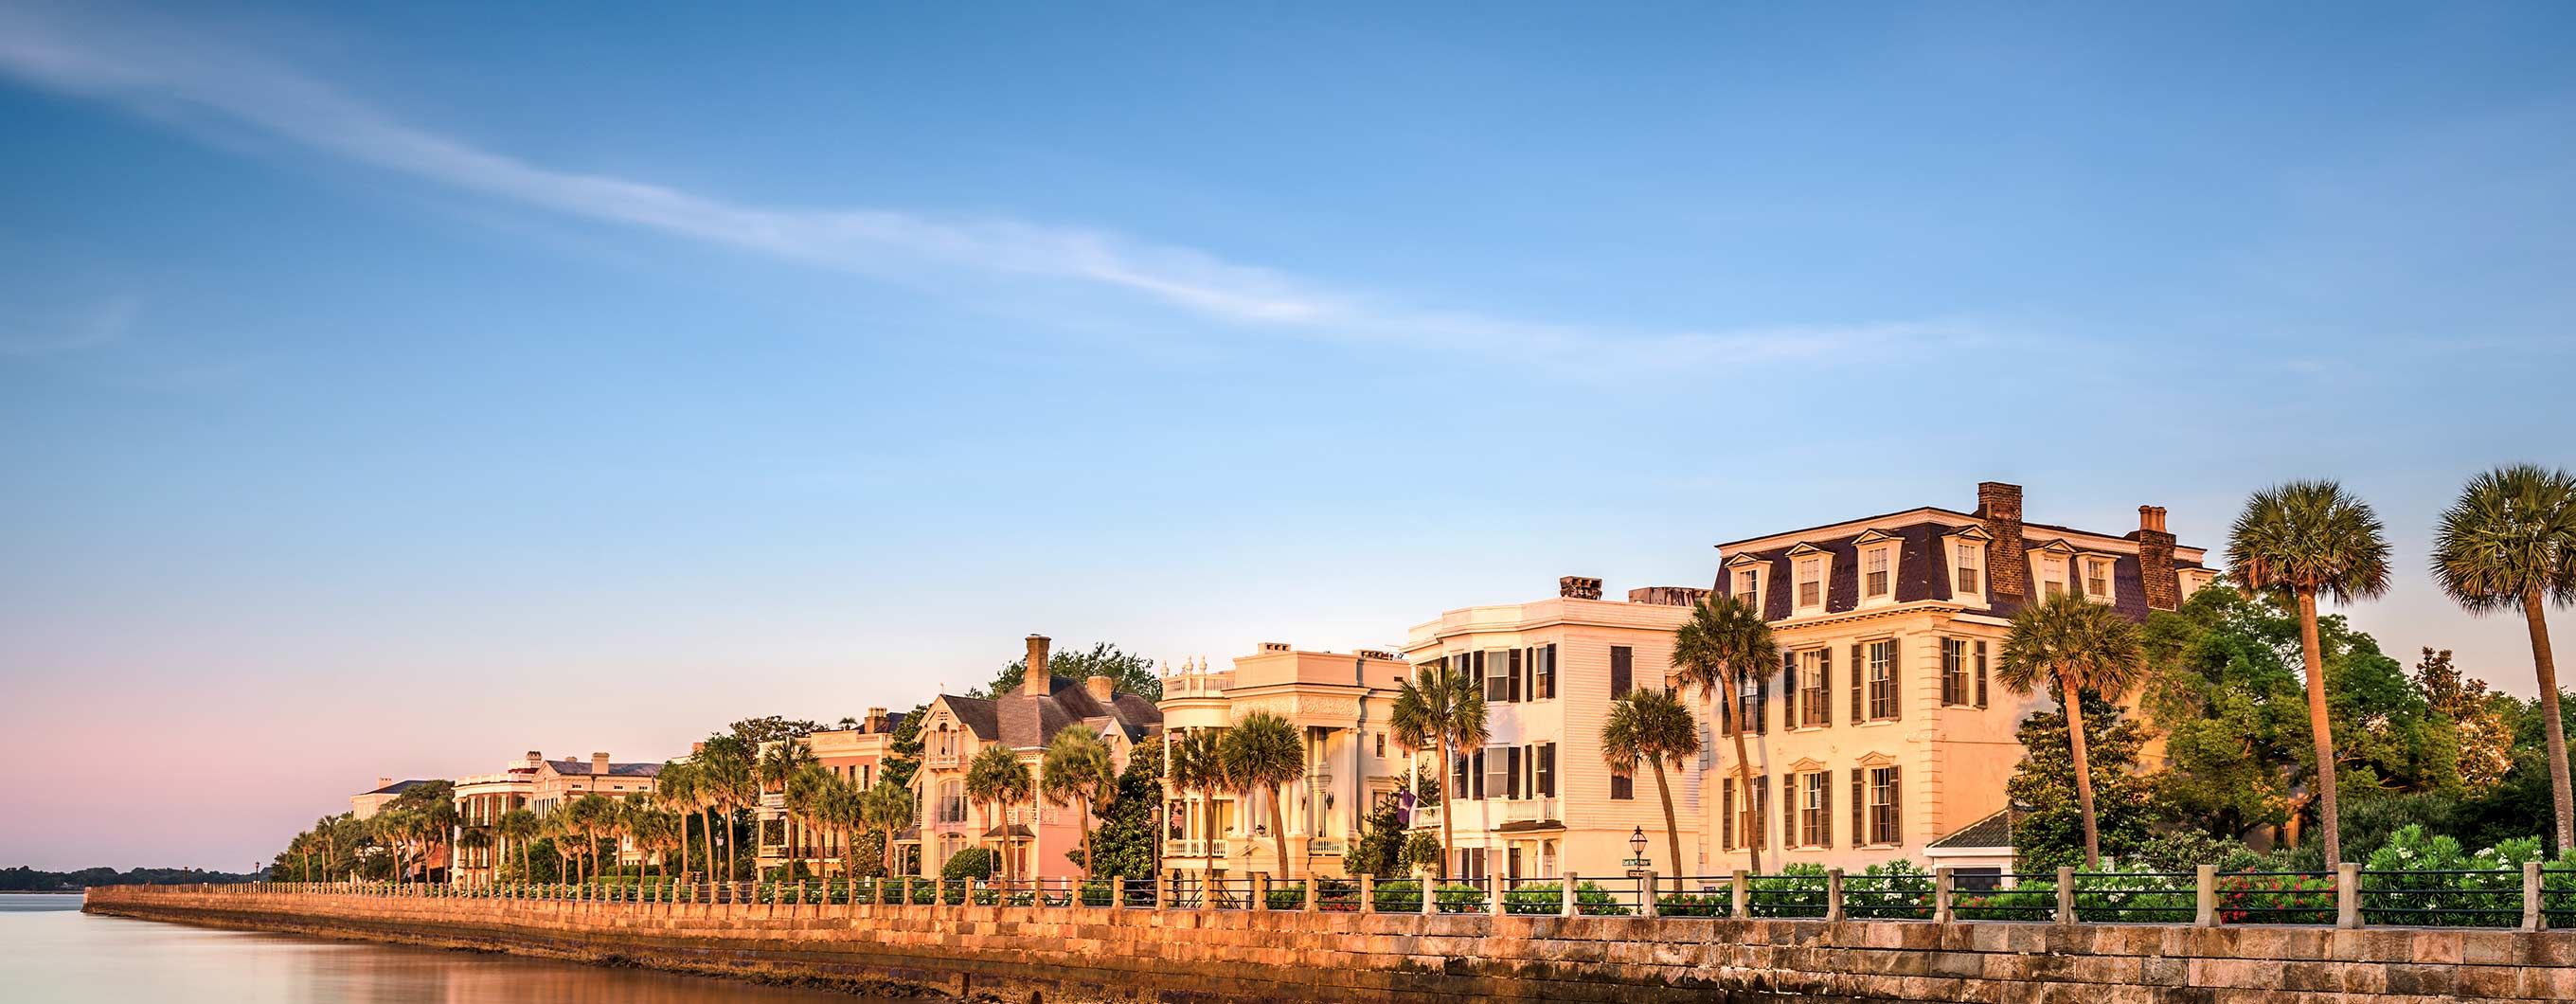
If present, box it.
[1863,547,1890,598]
[2083,557,2116,602]
[1737,568,1762,611]
[2041,558,2067,598]
[1956,545,1981,594]
[1796,557,1823,609]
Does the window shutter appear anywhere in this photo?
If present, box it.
[1819,773,1834,848]
[1851,768,1864,845]
[1755,672,1769,736]
[1975,641,1989,708]
[1476,749,1494,800]
[1850,644,1865,723]
[1454,752,1469,798]
[1546,644,1559,699]
[1508,747,1525,799]
[1508,649,1523,703]
[1887,765,1903,844]
[1779,773,1792,852]
[1539,744,1556,798]
[1721,781,1734,851]
[1610,647,1633,699]
[1887,640,1902,722]
[1781,653,1798,727]
[1818,647,1833,726]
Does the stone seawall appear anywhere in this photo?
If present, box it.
[81,886,2576,1003]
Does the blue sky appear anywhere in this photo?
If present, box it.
[1,2,2571,870]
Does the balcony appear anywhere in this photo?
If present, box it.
[1500,798,1559,825]
[1305,837,1347,856]
[1409,805,1441,830]
[1162,672,1235,699]
[926,751,962,769]
[1162,838,1232,859]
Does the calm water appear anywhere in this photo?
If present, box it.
[0,894,902,1003]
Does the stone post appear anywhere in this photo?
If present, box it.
[2054,867,2076,923]
[2335,863,2361,929]
[2526,862,2545,931]
[1108,875,1123,911]
[2195,865,2217,927]
[1561,872,1579,917]
[1730,870,1749,919]
[1421,872,1438,915]
[1933,868,1955,923]
[1638,872,1658,919]
[966,878,979,912]
[1306,877,1320,912]
[1488,874,1504,917]
[1825,869,1845,923]
[1153,871,1170,914]
[1256,873,1270,911]
[1359,874,1376,915]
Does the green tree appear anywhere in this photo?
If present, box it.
[1389,661,1488,878]
[759,739,820,878]
[2228,479,2392,866]
[860,780,915,877]
[1085,737,1164,883]
[653,761,703,883]
[965,744,1033,885]
[1347,795,1407,879]
[1601,689,1699,892]
[1673,595,1778,874]
[696,733,759,880]
[1041,727,1118,879]
[1221,711,1304,880]
[1998,591,2147,867]
[880,703,929,792]
[2005,693,2152,868]
[1166,729,1227,878]
[975,641,1163,702]
[2431,464,2576,853]
[497,808,540,883]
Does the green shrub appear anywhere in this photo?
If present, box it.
[1655,891,1726,917]
[1845,860,1932,920]
[1080,880,1115,907]
[1372,878,1422,912]
[1749,864,1830,918]
[1315,878,1362,912]
[1502,881,1563,915]
[939,848,996,882]
[1266,884,1308,910]
[1435,881,1485,913]
[2358,825,2539,927]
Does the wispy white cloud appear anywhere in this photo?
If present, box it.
[0,3,1990,372]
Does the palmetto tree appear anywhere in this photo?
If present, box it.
[565,794,617,886]
[1672,595,1778,874]
[965,744,1034,886]
[2433,464,2576,853]
[1220,712,1305,882]
[456,828,492,884]
[1042,728,1118,880]
[1601,689,1699,893]
[497,808,539,883]
[760,739,819,879]
[860,780,915,877]
[1167,729,1227,880]
[696,734,759,882]
[1997,592,2147,868]
[1388,661,1488,878]
[784,762,833,879]
[653,761,702,883]
[2228,479,2390,866]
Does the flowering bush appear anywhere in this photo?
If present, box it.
[2215,871,2334,924]
[1748,864,1831,918]
[1502,881,1630,915]
[2358,825,2538,927]
[1844,860,1932,920]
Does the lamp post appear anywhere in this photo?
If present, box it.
[1623,826,1652,878]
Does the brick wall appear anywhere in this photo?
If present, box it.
[83,886,2576,1003]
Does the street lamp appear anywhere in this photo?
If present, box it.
[1623,826,1651,877]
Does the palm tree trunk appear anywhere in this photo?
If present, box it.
[2529,587,2573,855]
[1078,795,1095,880]
[2296,588,2343,866]
[1267,785,1290,882]
[724,803,738,882]
[1723,667,1762,875]
[678,811,692,886]
[2064,677,2101,868]
[1437,735,1454,880]
[1651,760,1684,896]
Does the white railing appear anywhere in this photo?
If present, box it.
[1501,798,1558,824]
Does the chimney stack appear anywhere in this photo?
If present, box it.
[1976,481,2030,598]
[1627,585,1708,607]
[2137,505,2181,611]
[1024,635,1053,697]
[1559,576,1603,600]
[1260,641,1292,654]
[865,707,888,733]
[525,751,543,768]
[1084,674,1117,703]
[376,777,391,790]
[590,752,610,776]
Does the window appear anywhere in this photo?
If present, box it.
[1940,638,1964,706]
[1955,543,1982,594]
[1483,650,1507,702]
[1736,568,1762,611]
[1536,744,1556,798]
[1609,646,1634,697]
[2041,558,2067,599]
[1725,776,1769,851]
[1868,766,1903,845]
[1374,732,1386,758]
[1863,547,1891,599]
[938,781,966,823]
[1866,639,1899,720]
[1798,650,1829,726]
[1610,762,1635,800]
[1798,771,1832,848]
[1457,847,1487,881]
[2084,558,2112,601]
[1740,672,1765,736]
[1535,644,1557,699]
[1796,557,1823,608]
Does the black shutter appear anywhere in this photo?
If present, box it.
[1781,653,1798,728]
[1851,768,1865,845]
[1887,766,1903,845]
[1819,773,1834,848]
[1850,644,1864,723]
[1473,749,1488,799]
[1818,647,1833,726]
[1976,641,1989,708]
[1507,746,1523,799]
[1539,744,1556,798]
[1754,672,1769,736]
[1887,641,1902,722]
[1508,648,1523,703]
[1721,781,1734,851]
[1546,645,1558,699]
[1610,646,1633,699]
[1454,752,1468,797]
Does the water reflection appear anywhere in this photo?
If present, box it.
[2,898,900,1003]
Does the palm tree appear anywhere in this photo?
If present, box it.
[1221,712,1304,882]
[697,734,759,881]
[542,813,578,883]
[2228,479,2390,866]
[1601,689,1699,893]
[860,780,916,877]
[965,744,1034,886]
[497,808,539,883]
[1389,661,1489,878]
[760,739,819,879]
[1673,595,1778,874]
[456,829,492,885]
[784,762,832,879]
[653,761,702,883]
[566,794,618,886]
[1167,729,1226,880]
[2433,464,2576,853]
[370,810,412,883]
[1041,728,1118,879]
[1997,592,2147,868]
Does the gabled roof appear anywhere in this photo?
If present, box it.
[361,780,434,797]
[1927,809,2015,851]
[936,676,1164,750]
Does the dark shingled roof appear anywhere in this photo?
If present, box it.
[1927,809,2015,850]
[1725,515,2178,625]
[980,824,1036,839]
[945,675,1163,749]
[545,760,664,778]
[362,780,434,797]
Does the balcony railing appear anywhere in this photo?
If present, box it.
[1307,837,1348,856]
[1410,805,1442,830]
[1501,798,1558,824]
[926,751,962,769]
[1162,838,1233,859]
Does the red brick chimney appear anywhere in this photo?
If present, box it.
[1977,481,2029,598]
[1024,635,1053,697]
[1559,576,1603,600]
[2136,505,2181,611]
